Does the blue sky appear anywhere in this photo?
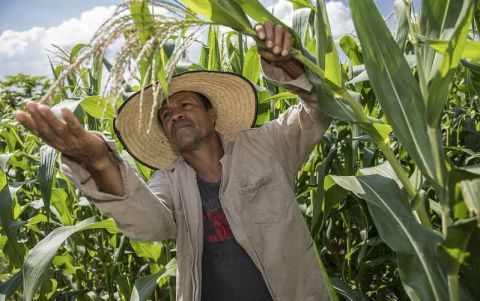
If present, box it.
[0,0,419,79]
[0,0,399,32]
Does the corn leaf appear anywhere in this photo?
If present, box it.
[180,0,254,34]
[39,145,56,222]
[339,35,362,66]
[419,0,475,127]
[80,96,115,119]
[50,189,74,226]
[0,271,23,301]
[329,174,449,301]
[242,45,261,84]
[394,0,409,52]
[130,1,155,44]
[314,0,343,89]
[349,0,437,183]
[23,217,118,300]
[292,8,312,46]
[441,219,478,300]
[130,241,162,261]
[206,26,221,71]
[428,40,480,60]
[287,0,314,10]
[232,0,303,48]
[461,179,480,226]
[129,258,177,301]
[0,171,24,267]
[233,0,287,27]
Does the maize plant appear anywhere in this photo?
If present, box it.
[1,0,479,300]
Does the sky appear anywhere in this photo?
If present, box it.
[0,0,417,79]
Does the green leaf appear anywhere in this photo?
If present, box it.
[359,161,402,188]
[130,1,155,44]
[129,258,177,301]
[419,0,475,127]
[349,0,437,183]
[461,179,480,226]
[50,189,74,226]
[437,218,477,301]
[292,8,312,47]
[331,277,366,301]
[287,0,314,10]
[339,35,362,66]
[39,145,56,221]
[0,271,23,301]
[329,174,449,301]
[394,0,409,52]
[242,45,261,84]
[130,241,162,261]
[23,217,118,300]
[428,40,480,60]
[206,26,222,71]
[80,95,115,119]
[315,0,343,89]
[69,44,87,63]
[180,0,254,35]
[0,171,23,267]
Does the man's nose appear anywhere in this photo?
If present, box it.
[171,110,185,123]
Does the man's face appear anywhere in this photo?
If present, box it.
[158,91,216,152]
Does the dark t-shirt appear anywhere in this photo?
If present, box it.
[197,176,273,301]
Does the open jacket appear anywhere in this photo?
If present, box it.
[60,61,332,301]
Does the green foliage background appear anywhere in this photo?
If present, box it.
[1,0,480,300]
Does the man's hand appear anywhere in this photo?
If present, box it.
[14,101,112,172]
[255,21,305,79]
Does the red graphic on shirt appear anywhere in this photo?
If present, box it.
[203,210,234,242]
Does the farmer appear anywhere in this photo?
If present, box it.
[15,22,331,301]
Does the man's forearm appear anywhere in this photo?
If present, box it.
[85,152,125,197]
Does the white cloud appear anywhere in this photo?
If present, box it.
[268,0,294,27]
[0,1,355,78]
[264,1,354,39]
[0,6,117,78]
[326,1,355,40]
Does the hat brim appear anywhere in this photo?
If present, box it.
[114,70,258,170]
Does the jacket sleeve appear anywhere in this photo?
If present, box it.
[254,58,331,177]
[59,133,177,242]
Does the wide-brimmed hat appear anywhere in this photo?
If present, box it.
[113,70,258,170]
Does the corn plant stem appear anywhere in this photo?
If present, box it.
[448,275,460,301]
[406,2,450,234]
[293,51,423,208]
[313,241,340,301]
[259,41,419,205]
[404,0,429,106]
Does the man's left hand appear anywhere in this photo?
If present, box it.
[255,21,305,79]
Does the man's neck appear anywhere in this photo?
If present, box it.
[181,132,224,183]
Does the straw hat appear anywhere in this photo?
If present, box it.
[113,70,258,170]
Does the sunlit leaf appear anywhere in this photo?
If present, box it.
[129,258,177,301]
[329,174,449,300]
[23,217,118,300]
[39,145,56,221]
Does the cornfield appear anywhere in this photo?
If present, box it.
[1,0,479,300]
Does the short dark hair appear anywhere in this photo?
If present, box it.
[157,92,213,127]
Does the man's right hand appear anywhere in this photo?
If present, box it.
[14,101,111,171]
[15,100,124,196]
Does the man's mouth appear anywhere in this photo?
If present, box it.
[173,122,193,134]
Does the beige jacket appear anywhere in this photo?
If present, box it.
[60,61,332,301]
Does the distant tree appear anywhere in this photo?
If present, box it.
[0,73,50,113]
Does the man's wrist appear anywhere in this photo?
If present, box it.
[85,151,119,174]
[277,60,305,79]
